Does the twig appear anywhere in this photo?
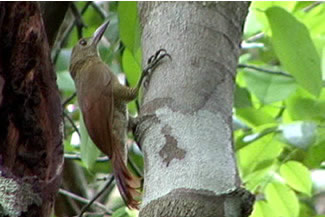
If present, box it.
[53,1,92,64]
[237,64,292,78]
[63,111,81,138]
[91,2,108,19]
[303,1,323,12]
[78,175,115,217]
[62,92,77,107]
[70,3,87,39]
[64,153,110,162]
[59,188,112,214]
[244,32,265,43]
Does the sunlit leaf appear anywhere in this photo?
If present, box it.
[265,182,299,217]
[250,201,278,217]
[237,134,283,176]
[236,107,276,127]
[266,7,322,96]
[118,2,140,52]
[112,207,138,217]
[243,69,296,104]
[122,48,141,87]
[280,161,312,196]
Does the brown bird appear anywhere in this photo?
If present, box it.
[69,20,170,209]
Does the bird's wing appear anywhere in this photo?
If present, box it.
[78,62,114,156]
[77,61,140,208]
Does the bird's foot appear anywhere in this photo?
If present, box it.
[142,49,171,88]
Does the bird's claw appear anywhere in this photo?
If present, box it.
[142,49,171,88]
[147,49,172,65]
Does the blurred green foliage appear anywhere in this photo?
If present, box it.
[240,2,325,217]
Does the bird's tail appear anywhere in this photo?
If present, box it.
[112,149,141,209]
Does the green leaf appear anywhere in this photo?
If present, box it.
[237,134,283,177]
[265,182,300,217]
[112,207,138,217]
[266,7,322,96]
[250,201,278,217]
[280,161,312,196]
[122,48,141,87]
[236,107,276,128]
[118,2,140,52]
[299,201,316,217]
[234,85,252,108]
[250,2,297,34]
[243,69,296,104]
[79,113,101,169]
[57,70,75,92]
[304,142,325,168]
[286,89,325,120]
[243,165,275,192]
[322,47,325,79]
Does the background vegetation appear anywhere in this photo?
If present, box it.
[56,2,325,217]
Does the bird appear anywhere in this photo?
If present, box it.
[69,20,170,209]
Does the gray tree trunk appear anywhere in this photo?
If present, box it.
[137,2,253,217]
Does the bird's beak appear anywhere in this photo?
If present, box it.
[92,20,110,46]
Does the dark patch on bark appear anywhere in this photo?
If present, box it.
[0,2,63,217]
[0,75,4,105]
[159,125,186,167]
[140,187,255,217]
[141,97,173,114]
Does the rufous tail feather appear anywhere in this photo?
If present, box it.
[112,150,141,209]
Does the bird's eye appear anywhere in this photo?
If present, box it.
[79,39,87,46]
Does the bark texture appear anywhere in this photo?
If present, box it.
[137,2,253,217]
[0,2,63,217]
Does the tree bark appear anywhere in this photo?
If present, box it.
[137,2,253,217]
[0,2,63,217]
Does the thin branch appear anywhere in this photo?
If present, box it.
[62,92,77,107]
[237,64,292,78]
[70,3,87,39]
[244,32,265,43]
[91,2,108,19]
[59,188,112,214]
[64,153,110,162]
[78,175,115,217]
[303,1,323,12]
[63,111,81,138]
[53,1,92,64]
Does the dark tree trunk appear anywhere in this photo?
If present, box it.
[0,2,63,217]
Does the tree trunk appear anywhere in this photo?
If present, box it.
[0,2,63,217]
[137,2,253,217]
